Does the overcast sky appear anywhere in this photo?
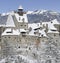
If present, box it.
[0,0,60,13]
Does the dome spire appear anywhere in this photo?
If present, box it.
[18,5,24,16]
[18,5,23,10]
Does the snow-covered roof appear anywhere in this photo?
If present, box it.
[5,15,15,27]
[2,28,20,36]
[20,29,27,33]
[15,13,28,23]
[28,28,48,38]
[48,22,57,30]
[42,21,57,30]
[51,19,60,25]
[28,21,59,37]
[39,29,48,37]
[0,15,15,27]
[28,23,43,30]
[28,29,37,36]
[28,22,57,31]
[18,5,23,10]
[47,29,59,34]
[28,23,38,29]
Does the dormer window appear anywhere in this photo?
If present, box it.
[6,31,12,33]
[6,29,13,33]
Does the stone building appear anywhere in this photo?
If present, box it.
[0,6,60,58]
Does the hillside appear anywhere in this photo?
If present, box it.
[27,10,60,23]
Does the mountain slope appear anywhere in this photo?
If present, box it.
[27,10,60,23]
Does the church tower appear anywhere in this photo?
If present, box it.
[18,5,24,16]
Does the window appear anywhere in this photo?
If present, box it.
[21,25,23,26]
[22,18,25,22]
[56,40,58,42]
[25,25,26,27]
[54,34,56,36]
[18,46,20,48]
[29,47,31,50]
[34,32,36,34]
[19,17,20,20]
[8,37,10,38]
[15,37,16,39]
[41,34,43,37]
[6,31,12,33]
[20,40,21,42]
[25,29,26,30]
